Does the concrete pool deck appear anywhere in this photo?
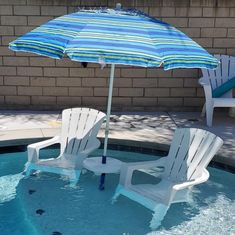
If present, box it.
[0,110,234,169]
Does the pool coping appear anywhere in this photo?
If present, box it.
[0,127,234,173]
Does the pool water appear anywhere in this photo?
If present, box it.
[0,147,234,235]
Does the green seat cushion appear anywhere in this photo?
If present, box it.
[212,76,235,98]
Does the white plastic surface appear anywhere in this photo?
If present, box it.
[25,108,106,186]
[199,54,235,126]
[113,128,223,229]
[83,157,122,174]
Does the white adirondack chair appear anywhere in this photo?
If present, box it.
[112,128,223,229]
[199,54,235,126]
[25,108,106,186]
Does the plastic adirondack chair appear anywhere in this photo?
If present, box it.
[199,54,235,126]
[112,128,223,229]
[25,108,106,186]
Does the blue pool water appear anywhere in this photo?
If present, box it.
[0,147,234,235]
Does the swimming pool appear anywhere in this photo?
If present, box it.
[0,147,234,235]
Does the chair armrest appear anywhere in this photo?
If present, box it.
[27,136,61,163]
[199,77,213,100]
[173,169,209,191]
[119,157,166,187]
[199,77,210,86]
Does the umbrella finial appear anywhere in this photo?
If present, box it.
[116,3,122,10]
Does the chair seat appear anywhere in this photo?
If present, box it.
[213,98,235,107]
[36,157,76,169]
[128,180,173,203]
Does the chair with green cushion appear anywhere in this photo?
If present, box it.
[199,54,235,126]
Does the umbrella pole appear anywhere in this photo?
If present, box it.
[99,63,115,190]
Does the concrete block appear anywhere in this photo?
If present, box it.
[214,39,235,48]
[160,7,176,17]
[172,68,199,78]
[82,97,106,106]
[69,87,93,96]
[30,77,55,87]
[41,6,67,16]
[201,28,227,38]
[159,78,183,87]
[17,67,43,76]
[121,68,146,78]
[3,57,29,66]
[44,68,68,77]
[57,77,81,86]
[179,27,201,37]
[112,97,132,106]
[28,16,53,26]
[1,16,27,25]
[82,77,107,87]
[203,7,229,17]
[215,18,235,28]
[70,68,95,77]
[171,88,196,97]
[194,38,213,48]
[57,96,82,106]
[228,29,235,38]
[133,78,157,87]
[119,88,144,97]
[55,58,79,67]
[113,78,132,87]
[0,67,16,75]
[0,26,14,35]
[5,95,30,105]
[32,96,56,105]
[184,78,201,87]
[184,97,204,106]
[149,7,161,17]
[95,67,120,78]
[190,0,215,7]
[94,87,118,97]
[133,97,158,106]
[162,17,188,27]
[1,36,17,45]
[189,18,214,27]
[0,86,16,95]
[145,88,170,97]
[158,97,183,106]
[188,7,202,17]
[14,6,40,15]
[18,86,42,95]
[15,26,35,35]
[30,57,55,67]
[0,46,14,56]
[43,87,68,96]
[147,68,172,78]
[0,0,26,4]
[0,6,13,15]
[4,76,29,86]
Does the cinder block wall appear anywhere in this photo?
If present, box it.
[0,0,234,111]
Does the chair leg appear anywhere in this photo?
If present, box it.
[150,204,169,230]
[24,163,37,177]
[68,170,81,187]
[206,104,214,127]
[112,184,122,203]
[201,103,206,117]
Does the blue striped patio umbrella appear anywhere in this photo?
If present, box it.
[9,5,218,189]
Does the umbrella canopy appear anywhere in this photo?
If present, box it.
[9,6,219,189]
[9,8,218,70]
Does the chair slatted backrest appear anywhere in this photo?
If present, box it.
[201,55,235,97]
[60,108,106,155]
[163,128,223,183]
